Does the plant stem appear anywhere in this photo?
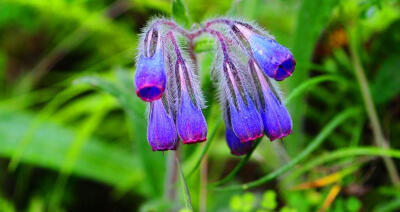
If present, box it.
[200,155,207,212]
[164,150,179,201]
[176,157,193,210]
[210,138,262,187]
[348,28,400,187]
[187,118,221,178]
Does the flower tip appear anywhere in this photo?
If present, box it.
[240,133,263,143]
[228,95,264,143]
[151,145,177,151]
[147,100,178,151]
[182,137,207,144]
[226,127,254,156]
[249,34,296,81]
[136,85,164,102]
[273,57,296,81]
[134,49,166,102]
[267,129,292,141]
[176,91,208,145]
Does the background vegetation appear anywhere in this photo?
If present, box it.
[0,0,399,211]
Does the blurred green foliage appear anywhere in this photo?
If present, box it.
[0,0,399,211]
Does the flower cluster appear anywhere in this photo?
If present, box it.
[134,18,295,155]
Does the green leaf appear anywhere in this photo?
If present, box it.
[287,0,340,156]
[287,147,400,184]
[75,75,166,197]
[261,190,277,210]
[0,108,145,193]
[345,197,362,212]
[242,192,255,212]
[0,195,15,212]
[279,206,298,212]
[371,56,400,104]
[214,108,360,191]
[374,198,400,212]
[172,0,191,28]
[229,195,242,211]
[284,75,347,105]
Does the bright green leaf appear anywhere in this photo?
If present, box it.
[172,0,191,28]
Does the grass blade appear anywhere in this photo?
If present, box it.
[214,107,360,191]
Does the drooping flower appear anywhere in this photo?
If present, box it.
[135,28,166,102]
[221,60,264,142]
[249,60,292,141]
[225,126,254,156]
[224,108,254,155]
[134,18,295,154]
[147,98,178,151]
[232,22,296,81]
[175,60,207,144]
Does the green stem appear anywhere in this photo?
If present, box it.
[284,75,346,105]
[187,118,221,178]
[210,138,262,187]
[164,151,179,201]
[214,108,360,191]
[347,27,400,186]
[288,147,400,181]
[176,157,193,210]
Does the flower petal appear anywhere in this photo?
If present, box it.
[134,50,166,102]
[249,35,295,81]
[260,90,292,141]
[147,99,178,151]
[225,126,254,156]
[229,93,264,142]
[176,91,207,144]
[249,60,293,141]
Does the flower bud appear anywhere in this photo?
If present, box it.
[135,28,166,102]
[233,23,296,81]
[175,61,207,144]
[249,60,292,141]
[147,99,178,151]
[225,124,254,156]
[223,61,264,142]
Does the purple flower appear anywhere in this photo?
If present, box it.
[233,23,296,81]
[225,122,254,156]
[134,18,295,154]
[249,60,292,141]
[134,28,166,102]
[223,61,264,142]
[175,61,207,144]
[147,99,178,151]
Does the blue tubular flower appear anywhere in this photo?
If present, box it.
[233,23,296,81]
[175,61,207,144]
[147,99,178,151]
[225,123,254,156]
[249,60,292,141]
[223,61,264,142]
[134,28,166,102]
